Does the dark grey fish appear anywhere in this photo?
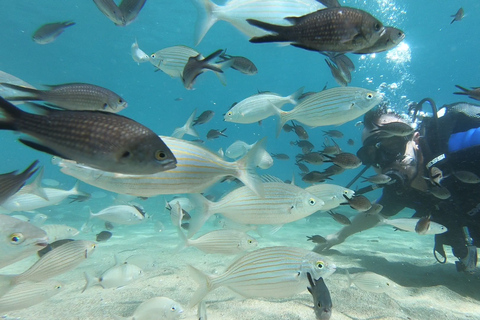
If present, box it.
[93,0,125,26]
[118,0,146,25]
[291,121,309,140]
[0,97,176,174]
[96,231,113,242]
[328,210,351,225]
[182,49,224,90]
[415,215,431,235]
[322,164,344,176]
[193,110,215,126]
[454,85,480,101]
[32,21,75,44]
[283,123,294,132]
[306,235,327,244]
[298,91,318,101]
[295,161,310,173]
[219,52,258,75]
[248,7,385,53]
[105,221,114,230]
[323,130,344,138]
[324,152,361,169]
[0,160,39,204]
[445,102,480,118]
[325,59,348,87]
[354,27,405,54]
[451,8,464,24]
[343,194,372,211]
[37,239,74,258]
[291,140,314,151]
[347,139,354,146]
[307,273,333,320]
[296,152,324,165]
[271,153,290,160]
[334,54,355,72]
[370,121,414,137]
[206,128,227,140]
[2,82,127,113]
[302,171,333,184]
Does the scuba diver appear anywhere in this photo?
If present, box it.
[313,99,479,273]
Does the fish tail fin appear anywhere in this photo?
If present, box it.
[454,85,469,95]
[0,95,23,131]
[174,204,189,252]
[234,137,266,197]
[186,194,214,238]
[0,83,41,101]
[276,110,290,138]
[187,264,213,308]
[185,109,199,137]
[201,49,224,73]
[27,166,49,201]
[212,59,233,86]
[247,19,289,43]
[288,86,305,105]
[191,0,219,45]
[68,181,90,202]
[214,71,227,86]
[346,269,353,288]
[63,21,76,28]
[81,272,98,293]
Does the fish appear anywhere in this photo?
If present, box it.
[302,171,333,184]
[0,97,176,174]
[415,215,431,235]
[271,153,290,160]
[41,224,79,242]
[377,215,448,235]
[93,0,126,26]
[248,7,385,53]
[190,0,326,45]
[322,164,344,176]
[113,297,183,320]
[276,87,383,136]
[291,140,314,151]
[454,85,480,101]
[327,211,351,225]
[347,139,354,146]
[325,59,348,87]
[37,239,74,258]
[56,136,266,197]
[96,231,113,242]
[370,121,414,137]
[291,121,309,139]
[361,174,392,184]
[131,39,150,64]
[0,160,39,204]
[429,185,451,200]
[225,140,273,169]
[193,110,215,126]
[118,0,147,25]
[453,170,480,184]
[182,49,224,90]
[295,161,310,173]
[283,123,294,132]
[224,87,304,124]
[32,21,75,44]
[424,166,444,187]
[307,273,332,320]
[323,130,344,138]
[353,27,405,54]
[321,138,342,155]
[307,235,327,244]
[172,109,199,139]
[451,8,464,24]
[188,246,336,307]
[324,152,362,169]
[2,82,127,112]
[0,215,48,271]
[347,270,397,294]
[0,240,96,295]
[0,71,37,106]
[296,152,324,165]
[187,182,325,237]
[83,256,143,292]
[89,205,146,225]
[0,280,64,313]
[206,128,227,140]
[219,51,258,75]
[343,194,372,211]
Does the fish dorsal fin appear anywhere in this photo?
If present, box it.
[260,174,284,183]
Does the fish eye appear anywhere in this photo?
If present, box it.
[151,54,156,58]
[155,150,167,160]
[316,261,325,269]
[308,198,316,205]
[227,111,232,116]
[366,93,374,99]
[121,151,131,158]
[118,99,124,103]
[374,23,381,31]
[171,307,176,311]
[248,240,253,244]
[9,232,25,245]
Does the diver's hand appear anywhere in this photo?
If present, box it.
[312,234,343,252]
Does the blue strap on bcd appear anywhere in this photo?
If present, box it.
[448,127,480,153]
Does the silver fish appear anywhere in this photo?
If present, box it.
[131,39,150,64]
[453,170,480,184]
[324,152,361,169]
[0,97,176,174]
[0,160,39,204]
[182,49,224,90]
[172,109,199,139]
[83,256,143,291]
[188,246,336,307]
[2,82,127,112]
[32,21,75,44]
[41,224,79,242]
[93,0,126,26]
[378,216,447,235]
[0,280,64,313]
[347,270,397,294]
[89,205,146,225]
[115,297,183,320]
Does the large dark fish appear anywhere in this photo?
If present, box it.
[32,21,75,44]
[182,49,224,90]
[353,27,405,54]
[454,85,480,101]
[307,273,333,320]
[0,97,176,174]
[0,160,39,204]
[248,7,385,53]
[119,0,147,25]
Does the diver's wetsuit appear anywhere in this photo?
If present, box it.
[377,108,480,261]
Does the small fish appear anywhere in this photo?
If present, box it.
[302,171,333,184]
[114,296,183,320]
[118,0,147,26]
[353,26,405,54]
[93,0,125,26]
[0,160,39,204]
[131,39,150,64]
[96,231,113,242]
[424,166,444,187]
[219,51,258,75]
[415,215,431,235]
[347,270,397,294]
[90,205,146,225]
[327,210,351,225]
[37,239,74,258]
[193,110,215,126]
[207,128,227,140]
[291,121,309,139]
[325,59,348,87]
[322,164,344,176]
[361,174,391,184]
[182,49,224,90]
[271,153,290,160]
[347,139,354,146]
[343,194,372,212]
[292,140,314,151]
[307,273,332,320]
[429,185,451,200]
[324,152,361,169]
[321,138,342,155]
[41,224,79,242]
[453,170,480,184]
[83,256,143,291]
[0,280,64,313]
[283,123,294,132]
[172,109,199,139]
[297,152,324,165]
[32,21,75,44]
[306,184,354,211]
[451,8,464,24]
[307,235,327,244]
[378,216,448,235]
[296,161,310,174]
[323,130,344,138]
[188,246,336,307]
[0,97,176,174]
[370,121,414,137]
[454,85,480,101]
[105,221,115,230]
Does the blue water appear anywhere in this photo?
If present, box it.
[1,1,480,319]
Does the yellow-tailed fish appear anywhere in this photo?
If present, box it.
[0,280,64,313]
[57,136,266,197]
[188,246,336,307]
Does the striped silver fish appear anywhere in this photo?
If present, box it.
[187,182,325,237]
[188,246,336,307]
[57,136,265,197]
[191,0,326,45]
[277,87,383,135]
[41,224,79,242]
[305,184,354,211]
[0,280,64,313]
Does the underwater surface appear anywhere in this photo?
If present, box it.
[1,0,480,319]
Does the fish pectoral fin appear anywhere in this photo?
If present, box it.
[19,139,72,160]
